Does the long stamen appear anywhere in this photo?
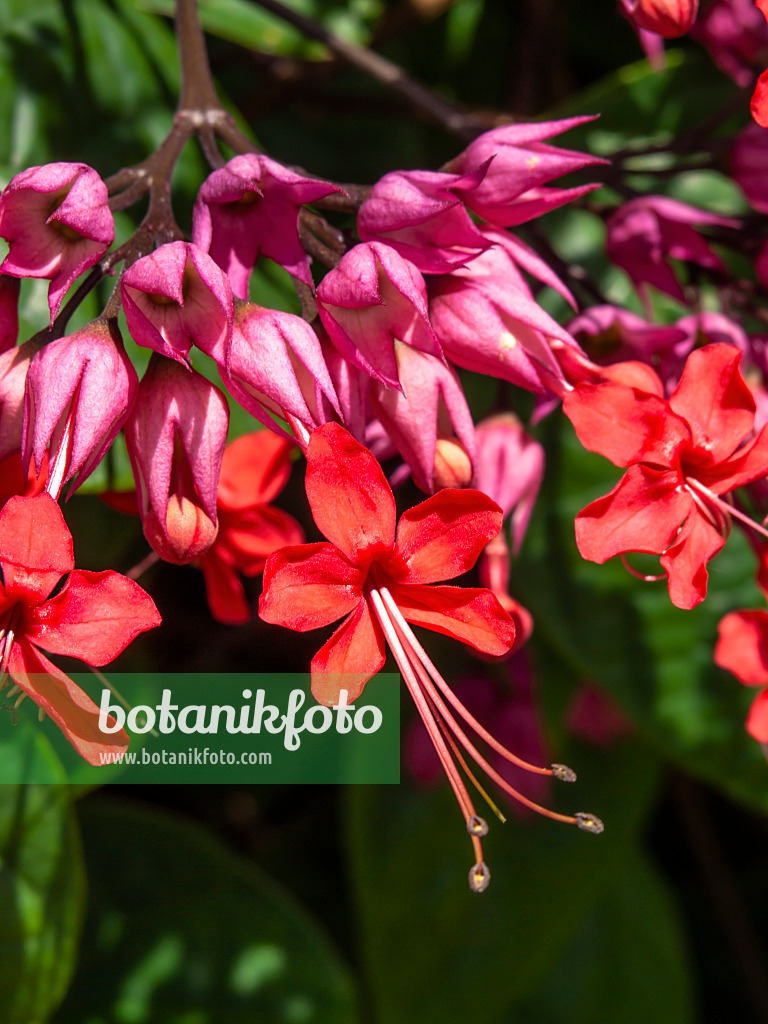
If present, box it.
[687,477,768,540]
[378,586,574,781]
[398,614,586,825]
[367,588,489,885]
[619,553,666,583]
[89,665,160,738]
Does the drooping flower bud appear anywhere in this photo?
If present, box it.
[0,276,20,354]
[192,154,343,297]
[731,123,768,214]
[445,116,606,227]
[121,241,234,366]
[475,414,545,555]
[0,163,114,321]
[620,0,698,37]
[369,342,476,494]
[357,167,491,273]
[0,339,40,461]
[428,230,574,396]
[605,195,737,302]
[125,355,229,564]
[692,0,768,87]
[23,319,138,499]
[567,304,689,391]
[222,303,340,441]
[316,241,442,389]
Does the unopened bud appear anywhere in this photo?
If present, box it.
[468,861,491,893]
[551,763,577,783]
[144,497,218,565]
[575,812,604,834]
[467,815,489,837]
[433,435,474,490]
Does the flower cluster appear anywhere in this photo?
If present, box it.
[7,1,768,889]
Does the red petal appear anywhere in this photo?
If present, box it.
[659,511,725,610]
[563,382,687,468]
[259,542,364,631]
[305,423,396,564]
[715,609,768,686]
[27,570,161,664]
[668,344,755,462]
[311,598,386,705]
[217,431,296,509]
[8,639,129,765]
[394,489,503,584]
[746,688,768,743]
[388,582,516,655]
[575,465,689,564]
[199,550,251,625]
[0,493,73,603]
[216,505,304,575]
[598,360,665,395]
[752,69,768,128]
[698,425,768,494]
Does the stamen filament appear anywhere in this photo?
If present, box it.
[367,588,485,864]
[378,586,557,778]
[89,665,161,738]
[687,477,768,540]
[619,553,666,583]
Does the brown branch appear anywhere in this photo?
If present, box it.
[249,0,486,142]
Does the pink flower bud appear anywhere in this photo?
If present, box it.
[192,154,343,297]
[316,241,441,389]
[428,232,573,396]
[357,167,490,273]
[0,339,40,461]
[222,303,340,439]
[0,162,114,321]
[121,241,234,366]
[446,116,606,227]
[621,0,698,37]
[23,319,138,498]
[605,195,737,302]
[369,342,476,494]
[125,355,229,564]
[475,413,544,555]
[692,0,768,86]
[0,276,20,354]
[568,304,689,391]
[731,123,768,214]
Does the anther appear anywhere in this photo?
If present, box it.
[467,814,489,837]
[575,812,604,834]
[0,702,19,726]
[551,763,577,783]
[468,861,491,893]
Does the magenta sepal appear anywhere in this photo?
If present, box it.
[121,241,234,367]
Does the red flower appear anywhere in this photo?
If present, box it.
[715,541,768,743]
[563,344,768,609]
[715,607,768,742]
[259,422,515,705]
[0,493,161,764]
[260,423,602,890]
[199,432,304,625]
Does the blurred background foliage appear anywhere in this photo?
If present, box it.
[0,0,767,1022]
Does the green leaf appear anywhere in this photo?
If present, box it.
[0,786,86,1024]
[512,849,692,1024]
[346,733,668,1023]
[53,800,360,1023]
